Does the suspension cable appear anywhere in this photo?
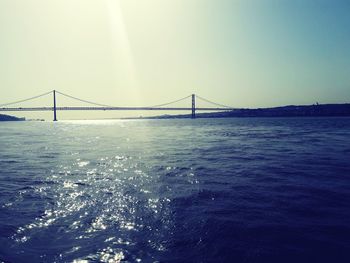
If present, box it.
[0,91,53,107]
[57,91,192,108]
[55,90,114,107]
[149,95,192,108]
[0,90,234,109]
[196,95,233,108]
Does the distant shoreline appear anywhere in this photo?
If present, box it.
[0,114,25,122]
[124,103,350,119]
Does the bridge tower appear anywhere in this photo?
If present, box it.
[53,90,57,121]
[192,94,196,119]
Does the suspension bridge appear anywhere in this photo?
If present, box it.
[0,90,235,121]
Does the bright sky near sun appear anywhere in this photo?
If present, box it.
[0,0,349,119]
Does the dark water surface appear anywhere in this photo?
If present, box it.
[0,118,350,263]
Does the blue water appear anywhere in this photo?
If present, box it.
[0,118,350,263]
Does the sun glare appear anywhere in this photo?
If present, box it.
[105,0,140,105]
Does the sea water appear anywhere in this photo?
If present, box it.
[0,118,349,262]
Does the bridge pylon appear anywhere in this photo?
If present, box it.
[192,94,196,119]
[53,90,57,121]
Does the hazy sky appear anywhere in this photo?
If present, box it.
[1,0,349,119]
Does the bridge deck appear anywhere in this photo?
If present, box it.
[0,107,234,112]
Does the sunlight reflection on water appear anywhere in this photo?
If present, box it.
[10,121,177,261]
